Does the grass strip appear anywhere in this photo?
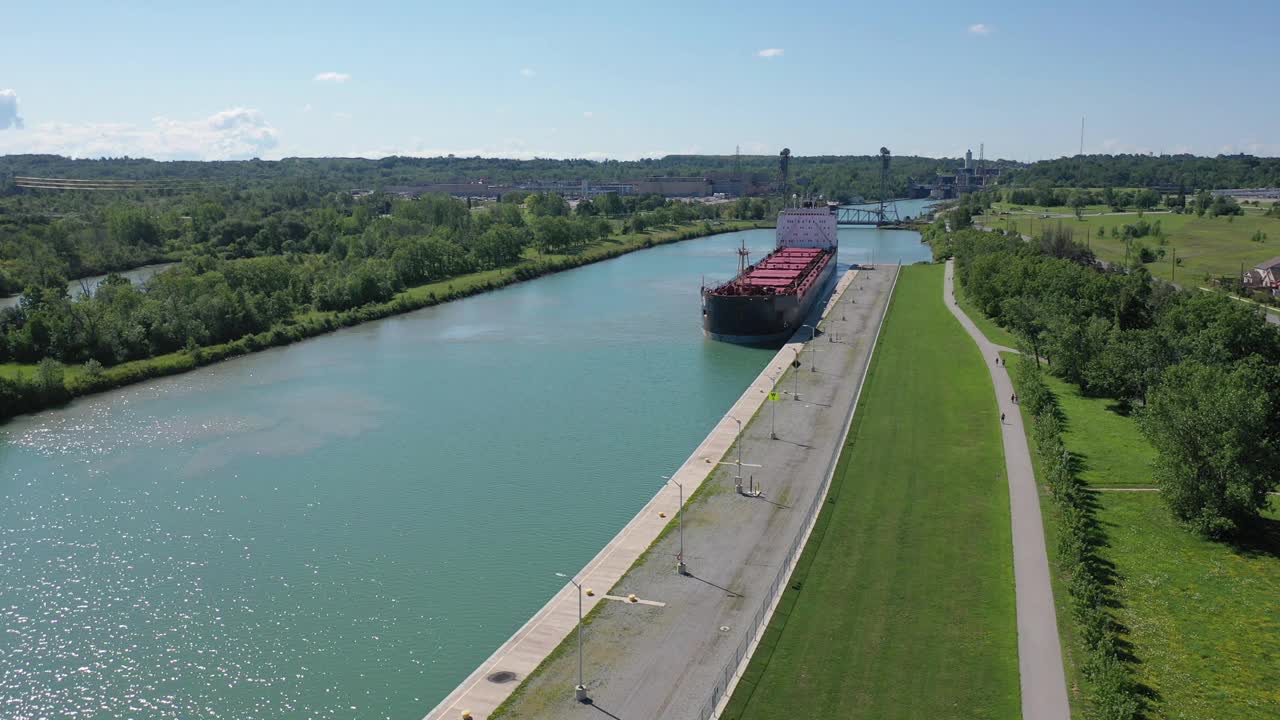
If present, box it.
[723,264,1019,720]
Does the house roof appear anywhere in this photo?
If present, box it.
[1256,256,1280,271]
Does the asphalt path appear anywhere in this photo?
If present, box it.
[944,259,1071,720]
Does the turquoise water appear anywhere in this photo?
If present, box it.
[0,226,929,719]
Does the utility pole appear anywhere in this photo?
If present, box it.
[1171,248,1177,284]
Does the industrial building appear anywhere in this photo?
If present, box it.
[910,147,1001,199]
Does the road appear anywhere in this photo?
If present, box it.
[481,265,898,720]
[944,259,1072,720]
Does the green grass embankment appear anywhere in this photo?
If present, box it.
[0,220,764,420]
[980,210,1280,284]
[724,264,1019,720]
[1013,355,1280,719]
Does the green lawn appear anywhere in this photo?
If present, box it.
[981,211,1280,285]
[1101,494,1280,719]
[1039,371,1155,488]
[724,264,1019,720]
[1012,356,1280,719]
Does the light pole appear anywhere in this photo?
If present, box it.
[554,572,588,702]
[802,324,818,372]
[662,475,687,575]
[792,349,801,401]
[719,417,762,496]
[733,418,744,492]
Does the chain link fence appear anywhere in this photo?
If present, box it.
[694,265,898,720]
[695,449,835,720]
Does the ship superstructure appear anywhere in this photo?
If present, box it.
[701,203,838,346]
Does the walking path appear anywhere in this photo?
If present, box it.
[425,266,882,720]
[943,259,1071,720]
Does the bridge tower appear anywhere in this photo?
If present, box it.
[778,148,791,205]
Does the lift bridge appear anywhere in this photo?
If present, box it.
[836,203,900,226]
[780,146,902,227]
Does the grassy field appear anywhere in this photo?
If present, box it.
[1011,355,1280,719]
[724,264,1019,720]
[1040,371,1155,488]
[980,210,1280,284]
[1102,495,1280,719]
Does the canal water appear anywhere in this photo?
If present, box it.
[0,224,931,720]
[0,262,179,311]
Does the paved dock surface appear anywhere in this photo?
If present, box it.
[944,259,1071,720]
[428,265,898,720]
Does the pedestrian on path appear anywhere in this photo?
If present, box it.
[1001,412,1006,423]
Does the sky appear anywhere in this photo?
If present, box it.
[1,0,1277,162]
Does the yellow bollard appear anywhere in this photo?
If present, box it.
[627,594,638,603]
[658,511,666,518]
[585,588,594,596]
[461,711,472,720]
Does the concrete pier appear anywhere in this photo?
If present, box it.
[424,265,895,720]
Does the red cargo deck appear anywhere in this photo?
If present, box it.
[708,246,831,297]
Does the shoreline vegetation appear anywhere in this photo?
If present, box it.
[0,219,766,421]
[937,224,1280,718]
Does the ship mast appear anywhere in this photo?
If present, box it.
[737,237,751,278]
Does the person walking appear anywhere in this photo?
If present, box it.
[1000,412,1006,423]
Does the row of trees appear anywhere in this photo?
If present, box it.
[1014,357,1143,720]
[937,227,1280,538]
[0,190,711,368]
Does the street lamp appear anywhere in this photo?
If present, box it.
[662,475,688,575]
[802,324,818,372]
[554,572,588,702]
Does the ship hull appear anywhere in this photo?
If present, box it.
[702,254,837,347]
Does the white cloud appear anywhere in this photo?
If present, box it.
[0,89,23,130]
[756,48,784,58]
[313,71,351,83]
[0,107,279,160]
[582,111,593,118]
[519,67,536,77]
[302,103,313,113]
[968,23,992,35]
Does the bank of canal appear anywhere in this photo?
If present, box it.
[0,221,932,719]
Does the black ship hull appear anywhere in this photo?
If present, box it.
[702,256,837,347]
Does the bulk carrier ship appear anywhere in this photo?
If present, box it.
[701,202,839,346]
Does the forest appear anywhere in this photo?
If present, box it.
[933,226,1280,538]
[0,182,781,419]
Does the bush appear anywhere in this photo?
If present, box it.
[1009,354,1143,719]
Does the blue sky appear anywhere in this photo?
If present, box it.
[1,0,1276,161]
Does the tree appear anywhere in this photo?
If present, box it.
[596,192,625,216]
[527,192,569,217]
[35,357,67,402]
[106,205,163,247]
[1134,188,1160,211]
[1139,359,1280,537]
[1069,191,1088,220]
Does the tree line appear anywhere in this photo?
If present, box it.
[0,190,744,375]
[933,226,1280,539]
